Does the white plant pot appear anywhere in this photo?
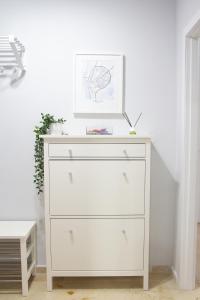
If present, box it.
[49,123,63,135]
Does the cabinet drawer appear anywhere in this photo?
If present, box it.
[48,143,145,158]
[51,218,144,271]
[49,160,145,215]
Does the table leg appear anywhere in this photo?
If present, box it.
[20,238,28,296]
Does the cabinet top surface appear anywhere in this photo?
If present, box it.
[40,135,151,143]
[0,221,36,238]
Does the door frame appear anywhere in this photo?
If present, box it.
[179,12,200,289]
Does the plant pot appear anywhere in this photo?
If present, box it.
[49,123,63,135]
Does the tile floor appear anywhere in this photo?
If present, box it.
[1,272,200,300]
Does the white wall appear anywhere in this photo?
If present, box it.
[0,0,176,267]
[175,0,200,284]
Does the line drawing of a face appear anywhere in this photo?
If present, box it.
[84,62,113,102]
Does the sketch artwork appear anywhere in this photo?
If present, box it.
[74,54,123,114]
[84,62,113,103]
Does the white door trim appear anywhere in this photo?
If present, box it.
[179,12,200,289]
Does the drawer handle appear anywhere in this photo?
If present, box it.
[122,172,129,183]
[68,149,72,157]
[122,229,128,241]
[123,149,128,157]
[68,172,73,183]
[68,230,74,243]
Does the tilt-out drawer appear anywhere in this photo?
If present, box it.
[49,160,145,216]
[48,143,146,158]
[50,218,144,271]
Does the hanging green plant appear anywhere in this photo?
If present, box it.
[34,113,66,194]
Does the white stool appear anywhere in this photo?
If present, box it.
[0,221,36,296]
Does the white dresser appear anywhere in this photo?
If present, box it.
[42,136,151,290]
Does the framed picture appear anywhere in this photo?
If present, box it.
[74,54,123,114]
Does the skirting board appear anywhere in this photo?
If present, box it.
[36,265,46,273]
[171,266,178,282]
[36,265,173,275]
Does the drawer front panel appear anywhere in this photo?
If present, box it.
[48,143,146,158]
[51,218,144,271]
[49,160,145,215]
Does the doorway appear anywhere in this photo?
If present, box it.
[180,16,200,289]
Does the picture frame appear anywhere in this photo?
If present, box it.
[74,54,124,115]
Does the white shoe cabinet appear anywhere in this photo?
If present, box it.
[41,136,151,291]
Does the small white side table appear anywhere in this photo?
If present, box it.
[0,221,36,296]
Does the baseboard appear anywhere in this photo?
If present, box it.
[151,265,172,275]
[36,265,46,273]
[171,266,178,281]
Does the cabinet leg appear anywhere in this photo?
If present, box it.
[32,226,37,277]
[47,274,53,291]
[20,238,29,296]
[143,274,149,290]
[22,280,29,297]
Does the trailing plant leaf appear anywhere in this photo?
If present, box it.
[34,113,66,194]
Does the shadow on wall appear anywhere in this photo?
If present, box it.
[0,74,25,91]
[150,145,177,268]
